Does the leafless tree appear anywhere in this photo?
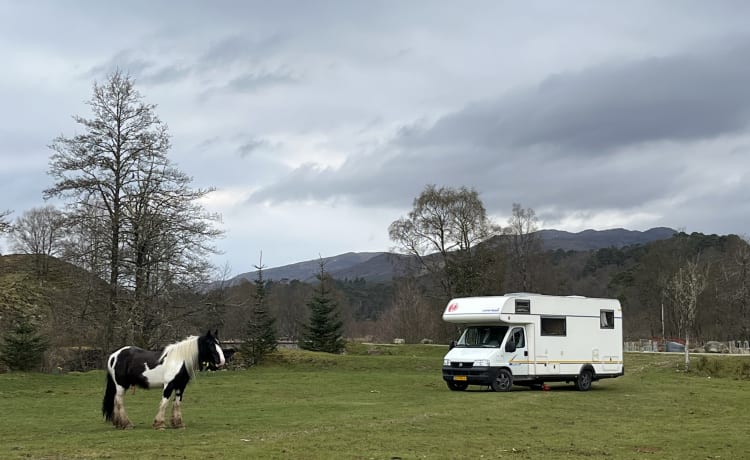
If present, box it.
[389,185,499,299]
[10,205,67,276]
[45,70,222,349]
[267,280,311,342]
[719,238,750,340]
[377,279,438,343]
[666,257,708,370]
[0,209,11,234]
[504,203,542,292]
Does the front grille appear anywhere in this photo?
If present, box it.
[450,361,474,369]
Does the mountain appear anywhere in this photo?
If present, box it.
[227,252,388,285]
[537,227,677,251]
[227,227,677,284]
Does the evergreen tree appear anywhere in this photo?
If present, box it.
[300,260,345,353]
[0,317,49,371]
[242,260,277,365]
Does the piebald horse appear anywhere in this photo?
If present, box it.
[102,330,225,429]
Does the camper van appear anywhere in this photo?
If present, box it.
[441,294,623,392]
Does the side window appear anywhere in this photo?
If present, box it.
[511,328,525,348]
[541,317,566,336]
[600,310,615,329]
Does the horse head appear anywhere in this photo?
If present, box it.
[198,330,225,370]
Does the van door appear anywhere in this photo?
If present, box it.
[505,326,530,377]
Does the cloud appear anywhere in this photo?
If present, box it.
[405,43,750,153]
[225,69,299,93]
[246,38,750,222]
[238,138,271,158]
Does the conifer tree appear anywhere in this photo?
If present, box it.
[0,317,49,371]
[242,258,277,365]
[300,259,345,353]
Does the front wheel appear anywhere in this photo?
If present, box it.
[576,369,593,391]
[490,369,513,392]
[447,381,468,391]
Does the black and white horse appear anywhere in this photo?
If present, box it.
[102,330,225,429]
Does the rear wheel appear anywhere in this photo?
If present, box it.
[447,381,468,391]
[490,369,513,392]
[576,369,593,391]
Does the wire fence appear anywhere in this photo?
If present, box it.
[625,339,750,354]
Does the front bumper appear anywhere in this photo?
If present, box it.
[442,365,495,386]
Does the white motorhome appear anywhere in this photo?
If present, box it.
[441,293,623,392]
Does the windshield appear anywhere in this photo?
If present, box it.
[455,326,508,348]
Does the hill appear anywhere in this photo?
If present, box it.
[537,227,676,251]
[229,227,677,283]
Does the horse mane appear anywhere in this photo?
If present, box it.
[159,336,200,379]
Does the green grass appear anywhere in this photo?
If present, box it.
[0,346,749,459]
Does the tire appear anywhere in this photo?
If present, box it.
[490,369,513,392]
[576,368,593,391]
[447,381,468,391]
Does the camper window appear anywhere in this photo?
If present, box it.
[515,300,531,314]
[541,317,566,336]
[457,326,508,348]
[510,327,525,348]
[600,310,614,329]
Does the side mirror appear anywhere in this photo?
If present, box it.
[449,340,456,350]
[505,340,517,353]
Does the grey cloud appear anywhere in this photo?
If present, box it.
[407,42,750,154]
[252,36,750,212]
[238,138,270,158]
[138,65,193,85]
[198,33,288,70]
[84,50,155,81]
[227,69,298,93]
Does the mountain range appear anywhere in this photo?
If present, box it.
[227,227,677,285]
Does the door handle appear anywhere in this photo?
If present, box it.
[524,351,528,356]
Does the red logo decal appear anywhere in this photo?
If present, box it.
[447,303,458,312]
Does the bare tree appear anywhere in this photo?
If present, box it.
[389,185,499,299]
[268,280,310,342]
[719,238,750,340]
[45,70,222,349]
[0,209,11,234]
[378,278,438,343]
[10,205,67,276]
[504,203,542,292]
[667,257,708,370]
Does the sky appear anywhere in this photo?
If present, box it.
[1,1,750,276]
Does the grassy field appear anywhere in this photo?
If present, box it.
[0,345,748,459]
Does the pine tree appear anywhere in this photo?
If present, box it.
[300,260,345,353]
[0,317,49,371]
[242,260,277,366]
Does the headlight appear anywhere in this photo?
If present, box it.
[473,359,490,367]
[443,358,451,366]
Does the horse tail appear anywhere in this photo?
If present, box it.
[102,371,116,422]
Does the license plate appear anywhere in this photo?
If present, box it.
[454,375,467,381]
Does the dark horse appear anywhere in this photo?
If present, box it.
[102,331,225,429]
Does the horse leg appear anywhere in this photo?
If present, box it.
[171,388,185,428]
[153,383,174,430]
[171,398,184,428]
[113,385,133,429]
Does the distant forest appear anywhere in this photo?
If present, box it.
[207,231,750,345]
[1,230,749,372]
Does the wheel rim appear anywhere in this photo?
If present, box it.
[579,371,592,389]
[497,374,510,390]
